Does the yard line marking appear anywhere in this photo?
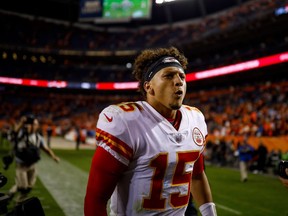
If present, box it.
[216,203,242,215]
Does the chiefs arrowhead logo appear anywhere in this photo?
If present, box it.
[104,113,113,122]
[192,127,204,146]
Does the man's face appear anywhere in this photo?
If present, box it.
[25,119,39,133]
[146,66,186,111]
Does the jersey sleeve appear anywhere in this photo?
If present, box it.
[85,145,127,216]
[96,105,134,166]
[194,108,207,175]
[195,108,208,155]
[195,107,208,137]
[184,106,207,176]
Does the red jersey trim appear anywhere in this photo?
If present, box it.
[96,128,133,161]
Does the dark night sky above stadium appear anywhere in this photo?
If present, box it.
[0,0,251,27]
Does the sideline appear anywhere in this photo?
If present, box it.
[37,154,88,216]
[48,136,96,150]
[216,203,242,215]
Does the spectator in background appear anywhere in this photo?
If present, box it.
[279,168,288,188]
[238,137,255,182]
[278,160,288,188]
[46,124,53,148]
[75,126,81,150]
[255,140,268,174]
[267,149,282,175]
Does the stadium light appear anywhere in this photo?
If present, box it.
[156,0,178,4]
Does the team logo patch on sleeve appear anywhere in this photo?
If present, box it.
[192,127,204,146]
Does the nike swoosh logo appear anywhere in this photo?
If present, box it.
[104,113,113,122]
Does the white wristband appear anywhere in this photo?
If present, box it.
[199,202,217,216]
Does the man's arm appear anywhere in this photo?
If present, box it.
[13,116,26,133]
[84,146,127,216]
[191,153,217,216]
[191,171,217,216]
[41,145,60,162]
[191,171,213,205]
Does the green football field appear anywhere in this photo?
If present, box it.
[205,166,287,216]
[0,145,287,216]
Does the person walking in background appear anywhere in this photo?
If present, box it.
[46,124,53,148]
[256,140,268,174]
[279,168,288,188]
[278,160,288,188]
[8,115,60,203]
[238,137,255,182]
[267,149,282,175]
[85,47,217,216]
[75,126,81,150]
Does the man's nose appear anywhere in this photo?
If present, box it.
[175,74,184,86]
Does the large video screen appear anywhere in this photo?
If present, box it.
[102,0,151,20]
[79,0,152,22]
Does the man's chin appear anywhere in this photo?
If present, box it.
[170,104,182,110]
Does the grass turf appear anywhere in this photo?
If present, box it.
[205,165,288,216]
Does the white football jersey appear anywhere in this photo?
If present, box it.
[96,101,208,216]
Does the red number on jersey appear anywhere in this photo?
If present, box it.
[143,151,199,210]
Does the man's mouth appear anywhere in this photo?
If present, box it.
[175,90,183,97]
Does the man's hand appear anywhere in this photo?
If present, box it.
[53,156,60,163]
[20,116,27,124]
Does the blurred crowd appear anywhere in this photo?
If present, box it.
[187,80,288,137]
[0,79,287,141]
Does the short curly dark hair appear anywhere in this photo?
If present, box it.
[132,46,188,98]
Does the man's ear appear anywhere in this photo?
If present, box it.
[144,81,154,95]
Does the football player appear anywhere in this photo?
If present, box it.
[85,47,217,215]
